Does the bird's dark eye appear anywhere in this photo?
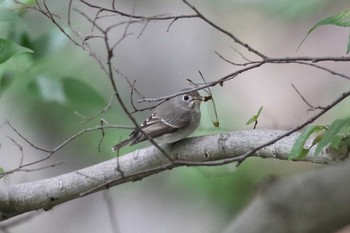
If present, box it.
[182,95,190,101]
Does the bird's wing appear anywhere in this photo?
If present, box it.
[129,113,179,145]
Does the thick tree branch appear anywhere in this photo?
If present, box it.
[0,130,348,221]
[223,160,350,233]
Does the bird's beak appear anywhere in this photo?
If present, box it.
[193,96,204,104]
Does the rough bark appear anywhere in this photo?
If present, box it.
[0,130,347,221]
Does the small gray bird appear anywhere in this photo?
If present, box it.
[112,89,203,151]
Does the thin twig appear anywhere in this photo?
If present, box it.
[67,0,73,26]
[139,62,264,102]
[293,61,350,81]
[80,0,198,20]
[291,84,315,109]
[231,46,252,63]
[182,0,267,59]
[74,94,115,126]
[215,51,246,66]
[2,122,132,178]
[6,122,51,153]
[130,80,139,112]
[7,136,24,167]
[98,120,106,152]
[197,71,220,127]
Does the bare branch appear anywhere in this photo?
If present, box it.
[80,0,198,20]
[182,0,267,59]
[67,0,73,26]
[291,84,315,109]
[6,121,51,153]
[139,62,264,103]
[0,129,347,221]
[74,94,115,126]
[7,136,25,167]
[215,51,246,66]
[293,61,350,81]
[0,122,133,178]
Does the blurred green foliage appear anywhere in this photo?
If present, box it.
[0,38,32,63]
[0,5,112,155]
[290,125,324,159]
[170,164,257,218]
[290,117,350,159]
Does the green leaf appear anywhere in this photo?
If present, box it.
[256,106,263,116]
[246,106,263,126]
[290,125,324,158]
[298,9,350,51]
[0,38,33,64]
[310,130,324,148]
[330,135,343,149]
[0,167,4,174]
[62,78,106,107]
[318,10,350,27]
[206,93,220,128]
[246,117,256,125]
[314,118,350,156]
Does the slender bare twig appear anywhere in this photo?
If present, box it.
[139,62,264,102]
[1,122,133,178]
[7,136,25,167]
[80,0,198,20]
[6,122,51,153]
[129,80,139,112]
[20,1,81,47]
[266,56,350,63]
[98,120,106,152]
[68,0,73,25]
[74,94,115,126]
[197,71,220,127]
[0,160,63,179]
[215,51,247,66]
[231,46,253,63]
[293,61,350,81]
[137,19,151,38]
[291,84,315,109]
[182,0,267,59]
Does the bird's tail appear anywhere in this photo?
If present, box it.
[112,138,131,152]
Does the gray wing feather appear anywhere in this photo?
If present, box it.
[128,114,178,145]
